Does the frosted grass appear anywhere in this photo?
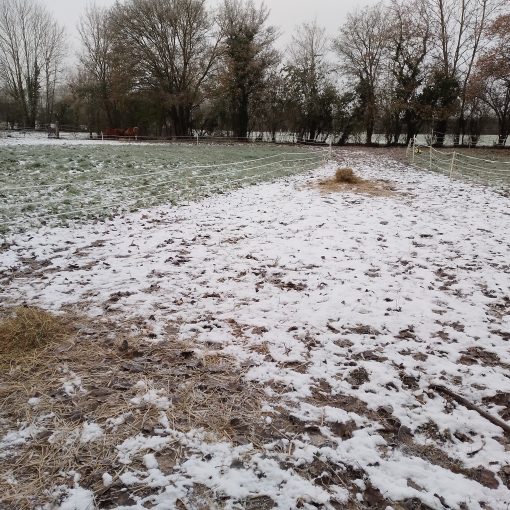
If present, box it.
[0,144,325,234]
[412,150,510,189]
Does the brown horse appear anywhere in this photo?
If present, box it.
[124,127,139,140]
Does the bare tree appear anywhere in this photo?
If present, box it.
[333,3,388,144]
[288,20,328,73]
[111,0,222,137]
[0,0,65,128]
[384,0,430,145]
[286,21,333,141]
[78,3,119,128]
[218,0,278,139]
[473,13,510,146]
[41,17,65,126]
[426,0,504,144]
[252,68,286,142]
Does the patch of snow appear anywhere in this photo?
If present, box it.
[51,485,95,510]
[130,380,171,411]
[106,412,132,431]
[59,369,85,396]
[0,423,41,457]
[117,434,172,465]
[80,423,103,444]
[143,453,159,469]
[102,472,113,487]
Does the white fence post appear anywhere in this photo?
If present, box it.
[329,137,332,160]
[430,144,432,170]
[196,132,199,146]
[412,136,416,164]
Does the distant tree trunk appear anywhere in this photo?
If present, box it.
[366,95,375,144]
[366,126,373,145]
[435,119,448,146]
[453,115,464,146]
[405,114,419,145]
[391,113,402,146]
[337,132,350,145]
[169,104,193,137]
[497,116,508,146]
[232,88,249,139]
[309,125,317,141]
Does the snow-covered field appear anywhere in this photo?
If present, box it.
[1,147,509,510]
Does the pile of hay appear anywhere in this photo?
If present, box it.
[312,167,396,197]
[0,306,69,362]
[335,167,360,184]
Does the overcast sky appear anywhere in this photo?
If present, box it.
[41,0,380,58]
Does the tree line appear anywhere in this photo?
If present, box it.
[0,0,509,147]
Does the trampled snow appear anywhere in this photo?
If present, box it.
[1,149,509,509]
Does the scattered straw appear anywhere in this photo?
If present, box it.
[0,310,265,509]
[0,308,381,508]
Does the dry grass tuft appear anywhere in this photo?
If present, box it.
[0,307,70,362]
[335,168,360,184]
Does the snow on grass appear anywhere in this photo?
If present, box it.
[0,141,324,234]
[0,131,98,145]
[101,472,113,487]
[130,380,172,410]
[59,369,86,396]
[1,150,509,508]
[114,428,346,509]
[0,423,42,457]
[412,146,510,189]
[51,485,95,510]
[80,423,104,444]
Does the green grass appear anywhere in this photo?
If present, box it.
[0,143,325,234]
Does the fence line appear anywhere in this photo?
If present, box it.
[3,155,324,210]
[1,152,321,192]
[407,138,510,189]
[1,150,328,234]
[0,127,334,147]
